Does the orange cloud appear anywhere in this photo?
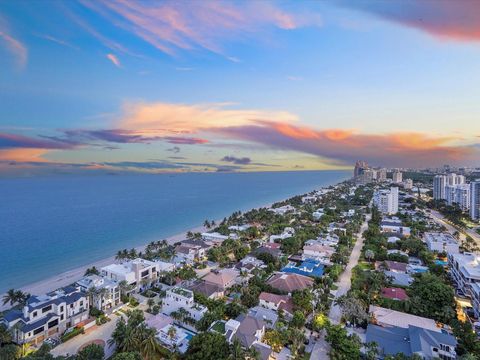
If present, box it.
[0,148,49,162]
[118,101,298,137]
[106,53,121,67]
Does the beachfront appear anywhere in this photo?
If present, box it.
[1,172,478,360]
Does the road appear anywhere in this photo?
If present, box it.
[310,214,371,360]
[329,214,371,324]
[51,312,124,359]
[429,210,480,244]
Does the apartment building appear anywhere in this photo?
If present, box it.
[424,232,459,254]
[448,252,480,298]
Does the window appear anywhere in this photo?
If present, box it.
[42,305,52,313]
[141,270,149,277]
[60,314,64,321]
[48,319,59,329]
[32,311,37,317]
[60,306,64,312]
[80,301,83,306]
[33,327,44,335]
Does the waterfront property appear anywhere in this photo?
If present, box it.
[101,258,158,289]
[0,286,89,346]
[76,275,120,311]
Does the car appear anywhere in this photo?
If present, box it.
[44,337,60,348]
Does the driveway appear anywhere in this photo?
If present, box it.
[329,215,371,324]
[51,312,125,358]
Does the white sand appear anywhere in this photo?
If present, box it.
[0,224,206,311]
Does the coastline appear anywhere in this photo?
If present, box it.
[0,171,350,311]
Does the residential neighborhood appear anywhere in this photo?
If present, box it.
[2,165,480,360]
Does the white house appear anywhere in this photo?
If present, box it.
[424,232,459,254]
[269,205,295,215]
[228,224,252,232]
[312,208,325,220]
[162,287,207,322]
[1,286,89,346]
[175,240,210,263]
[201,232,229,243]
[76,275,120,311]
[101,258,158,288]
[270,227,295,243]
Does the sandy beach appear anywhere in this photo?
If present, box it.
[0,223,206,311]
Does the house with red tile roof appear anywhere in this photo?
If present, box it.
[381,287,409,301]
[265,272,314,294]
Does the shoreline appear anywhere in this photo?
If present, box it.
[0,174,348,311]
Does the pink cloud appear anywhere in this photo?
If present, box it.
[79,0,322,57]
[346,1,480,42]
[0,18,27,68]
[106,53,121,67]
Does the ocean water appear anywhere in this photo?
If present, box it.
[0,170,349,292]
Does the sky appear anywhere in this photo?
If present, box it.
[1,0,480,175]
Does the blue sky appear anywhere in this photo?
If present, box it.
[1,0,479,174]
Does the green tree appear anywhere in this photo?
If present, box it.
[290,311,306,328]
[77,343,104,360]
[185,333,230,360]
[111,353,143,360]
[325,324,361,360]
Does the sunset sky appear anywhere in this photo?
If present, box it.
[1,0,480,175]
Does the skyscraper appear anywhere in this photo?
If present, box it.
[354,161,369,178]
[374,187,399,215]
[433,175,447,200]
[471,180,480,221]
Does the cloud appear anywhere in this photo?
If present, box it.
[221,155,251,165]
[167,146,180,153]
[0,148,49,162]
[208,120,478,168]
[343,0,480,42]
[106,53,121,67]
[0,132,76,149]
[163,136,208,145]
[118,101,298,137]
[0,21,28,68]
[78,0,322,58]
[35,34,79,50]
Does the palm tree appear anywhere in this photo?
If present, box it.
[2,289,17,306]
[139,325,162,360]
[0,324,12,344]
[86,286,98,309]
[228,338,245,360]
[364,249,375,262]
[147,298,155,312]
[167,326,177,341]
[204,220,211,229]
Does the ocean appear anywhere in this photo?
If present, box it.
[0,170,349,293]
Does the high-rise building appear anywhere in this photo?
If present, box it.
[377,168,387,182]
[446,184,470,211]
[433,175,447,200]
[374,187,399,215]
[392,171,403,183]
[354,161,369,178]
[447,173,465,186]
[471,180,480,221]
[403,179,413,190]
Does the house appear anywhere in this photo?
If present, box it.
[302,241,335,263]
[76,275,120,311]
[269,205,295,215]
[155,260,176,273]
[281,259,325,278]
[203,268,240,290]
[369,306,440,332]
[258,292,294,318]
[228,224,252,232]
[236,256,266,273]
[270,227,295,243]
[380,287,409,301]
[101,258,158,288]
[387,236,401,244]
[312,209,325,220]
[248,306,278,328]
[252,342,274,360]
[1,286,89,346]
[301,195,317,203]
[175,240,210,263]
[366,324,457,360]
[376,260,408,273]
[384,271,414,287]
[254,245,281,258]
[201,232,229,244]
[387,249,408,257]
[162,287,207,322]
[232,314,266,348]
[424,232,459,254]
[156,323,194,353]
[188,280,224,299]
[266,272,314,294]
[380,217,411,237]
